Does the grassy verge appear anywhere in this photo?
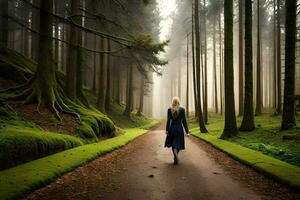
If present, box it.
[190,129,300,189]
[189,113,300,189]
[189,114,300,167]
[0,128,148,200]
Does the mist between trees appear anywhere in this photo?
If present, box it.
[0,0,299,135]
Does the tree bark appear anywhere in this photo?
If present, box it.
[238,0,244,116]
[92,35,97,95]
[219,9,223,115]
[220,0,238,138]
[97,38,107,113]
[186,33,189,118]
[137,74,144,116]
[273,0,277,112]
[192,7,198,117]
[213,15,218,114]
[116,63,121,104]
[35,0,55,105]
[0,0,8,46]
[194,0,208,133]
[281,0,296,130]
[123,64,133,118]
[105,39,111,111]
[66,0,81,100]
[203,0,208,123]
[240,0,255,131]
[276,0,282,114]
[255,0,262,116]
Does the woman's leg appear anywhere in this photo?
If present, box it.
[172,148,179,164]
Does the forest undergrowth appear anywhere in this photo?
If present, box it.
[189,113,300,167]
[0,47,157,170]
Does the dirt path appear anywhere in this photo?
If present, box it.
[24,124,300,200]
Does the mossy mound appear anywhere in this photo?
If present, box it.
[75,106,116,140]
[0,123,84,170]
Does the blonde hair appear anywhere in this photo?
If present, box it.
[170,96,180,118]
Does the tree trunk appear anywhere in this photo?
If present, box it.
[238,0,244,116]
[137,75,144,116]
[255,0,262,116]
[273,0,277,112]
[75,27,89,107]
[26,0,66,118]
[66,0,81,100]
[276,0,282,114]
[203,0,208,123]
[219,10,223,115]
[92,35,97,95]
[31,0,39,61]
[105,39,111,111]
[0,0,8,46]
[220,0,238,138]
[194,0,208,133]
[35,0,55,105]
[281,0,296,129]
[116,63,121,104]
[192,5,198,117]
[240,0,255,131]
[97,38,107,113]
[123,64,133,118]
[213,15,218,114]
[186,34,189,118]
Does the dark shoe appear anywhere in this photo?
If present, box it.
[173,157,178,165]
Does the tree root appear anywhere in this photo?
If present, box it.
[0,79,81,122]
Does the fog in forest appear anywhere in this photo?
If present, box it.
[153,0,300,119]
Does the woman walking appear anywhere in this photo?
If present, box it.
[165,97,190,165]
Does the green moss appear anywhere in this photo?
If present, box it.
[189,114,300,167]
[0,128,147,200]
[190,131,300,189]
[75,106,116,137]
[0,126,84,170]
[75,121,98,141]
[108,102,159,129]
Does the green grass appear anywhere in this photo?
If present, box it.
[189,113,300,189]
[0,128,148,200]
[189,114,300,167]
[84,91,160,130]
[107,102,159,129]
[190,130,300,189]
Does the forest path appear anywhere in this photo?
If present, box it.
[24,124,298,200]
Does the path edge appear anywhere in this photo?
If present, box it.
[190,129,300,190]
[0,124,160,200]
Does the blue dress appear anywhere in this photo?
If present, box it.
[164,107,189,150]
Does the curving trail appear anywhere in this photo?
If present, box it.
[24,124,299,200]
